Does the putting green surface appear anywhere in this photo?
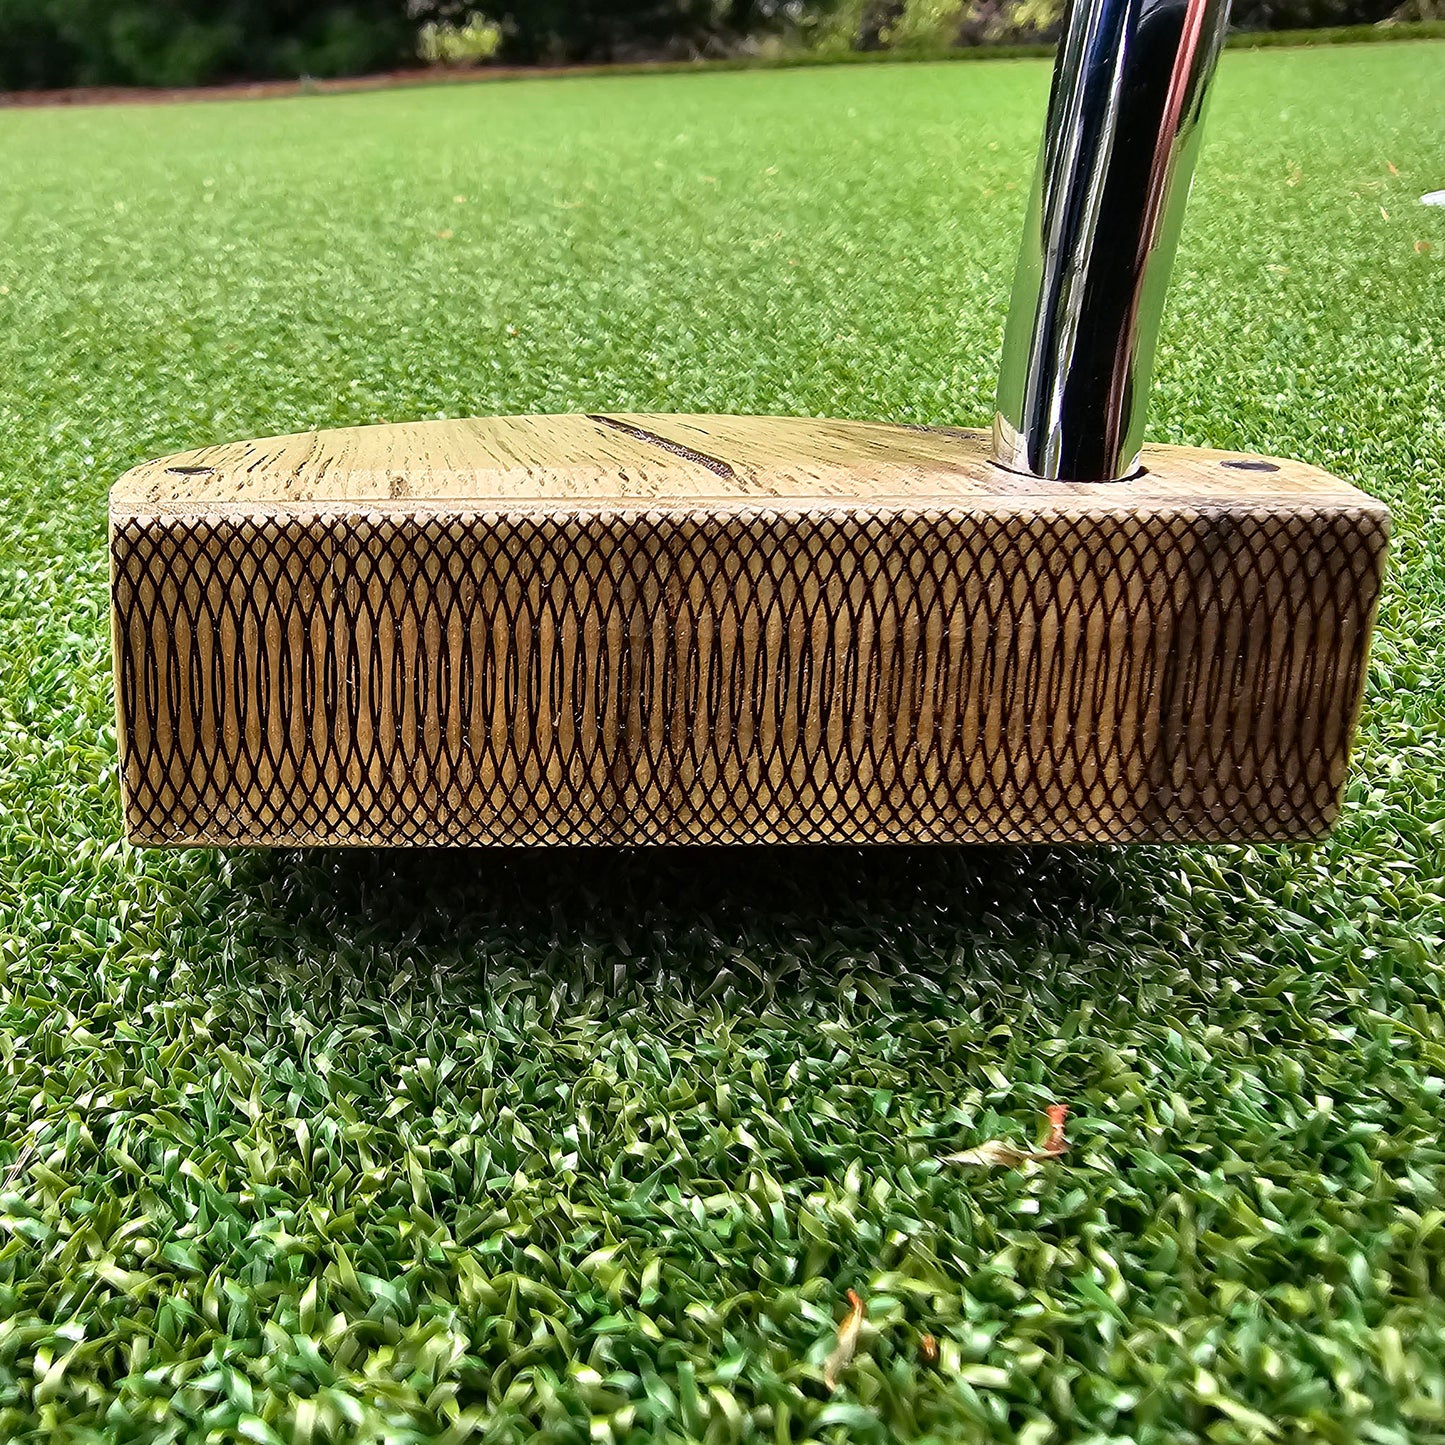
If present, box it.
[1,42,1443,1443]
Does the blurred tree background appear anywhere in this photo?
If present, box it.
[0,0,1427,90]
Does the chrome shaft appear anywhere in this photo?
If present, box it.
[993,0,1232,482]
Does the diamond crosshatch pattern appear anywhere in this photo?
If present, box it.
[108,417,1390,847]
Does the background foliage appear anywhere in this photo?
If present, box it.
[0,0,1419,88]
[0,0,417,89]
[1,40,1442,1442]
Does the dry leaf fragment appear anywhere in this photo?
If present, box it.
[823,1289,865,1391]
[1416,240,1433,255]
[919,1333,939,1366]
[1042,1103,1070,1154]
[942,1138,1039,1168]
[435,229,454,240]
[941,1103,1070,1168]
[1388,161,1399,176]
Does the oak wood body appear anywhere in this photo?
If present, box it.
[109,414,1389,847]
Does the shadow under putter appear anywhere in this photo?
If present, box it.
[228,842,1154,1015]
[109,0,1390,849]
[243,842,1138,962]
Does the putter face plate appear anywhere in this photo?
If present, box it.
[109,414,1388,847]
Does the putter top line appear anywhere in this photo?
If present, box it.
[113,416,1355,512]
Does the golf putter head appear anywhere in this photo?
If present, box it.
[109,0,1389,847]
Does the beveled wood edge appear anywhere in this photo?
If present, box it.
[108,415,1391,520]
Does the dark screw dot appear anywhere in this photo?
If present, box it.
[1221,459,1280,472]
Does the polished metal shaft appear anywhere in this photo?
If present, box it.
[993,0,1232,482]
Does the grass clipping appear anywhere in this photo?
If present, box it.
[940,1103,1070,1168]
[824,1289,867,1392]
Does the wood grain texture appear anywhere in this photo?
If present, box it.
[109,414,1390,847]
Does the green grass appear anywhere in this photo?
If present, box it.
[1,40,1443,1445]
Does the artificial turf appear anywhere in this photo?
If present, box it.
[0,39,1443,1444]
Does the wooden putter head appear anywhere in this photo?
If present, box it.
[109,0,1389,848]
